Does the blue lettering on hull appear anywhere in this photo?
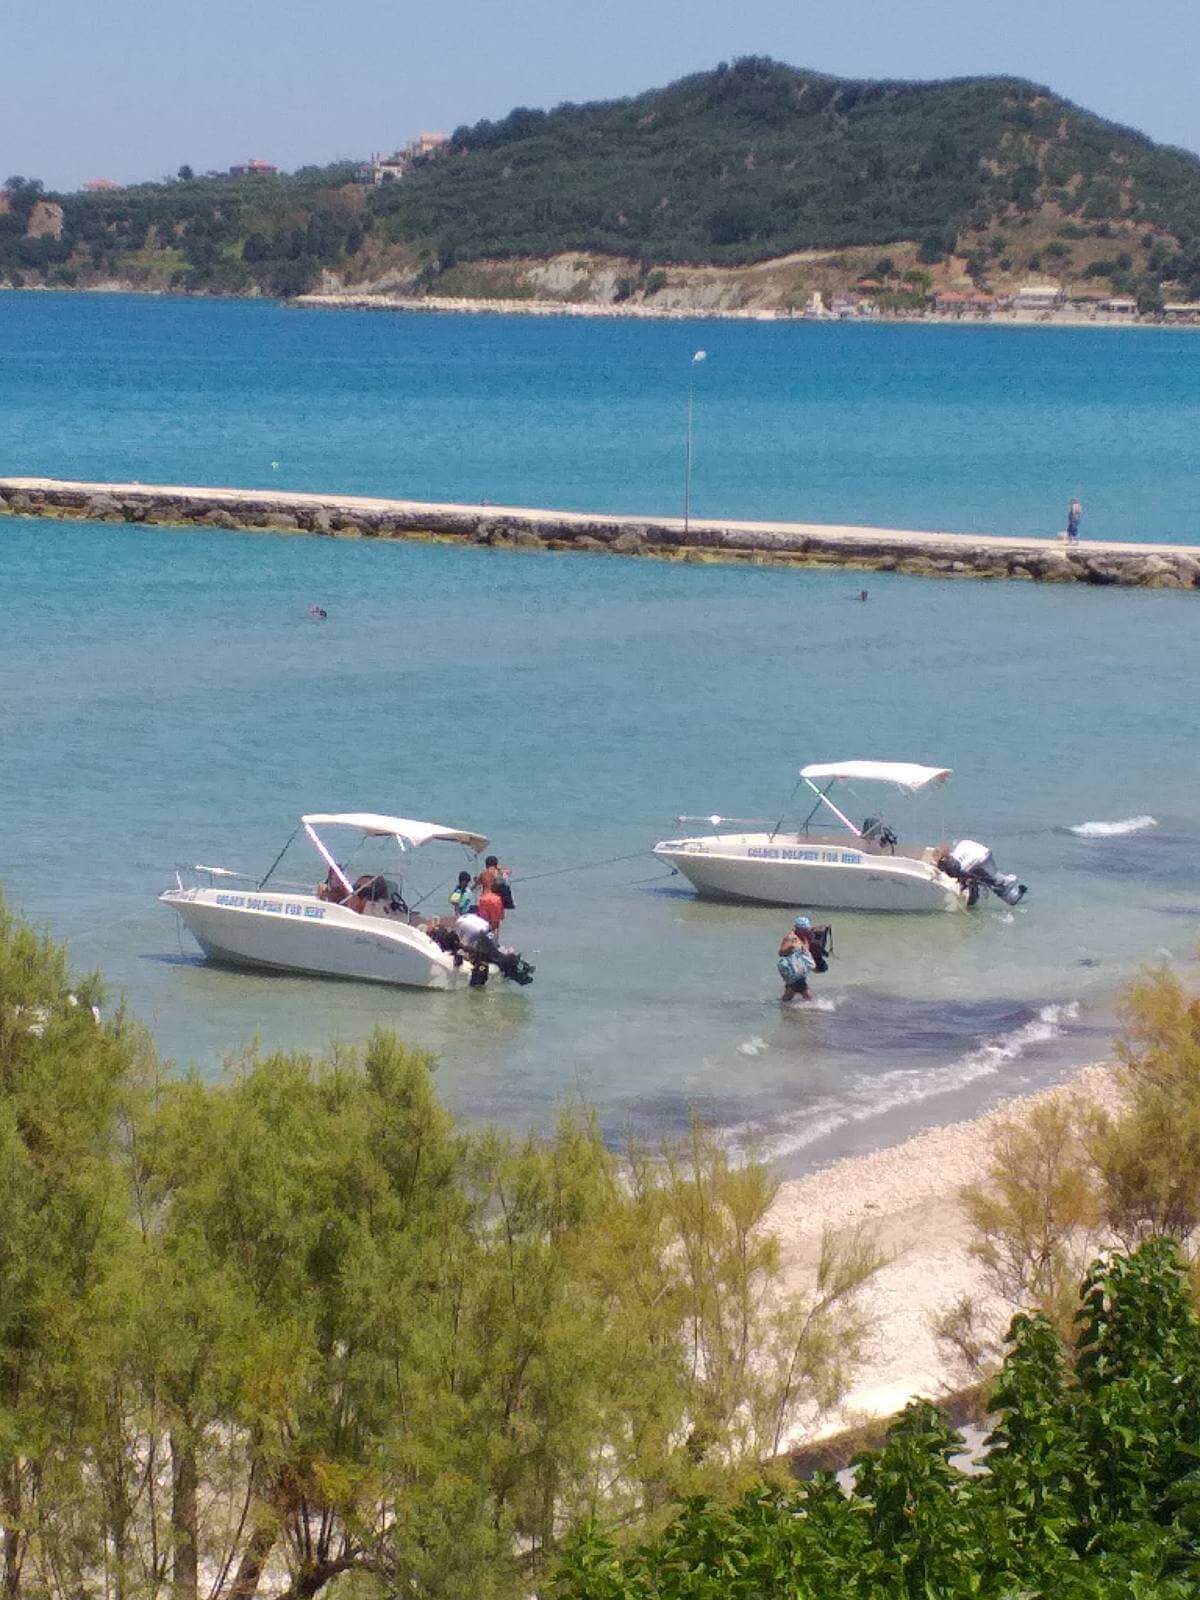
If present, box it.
[745,848,861,864]
[215,893,325,920]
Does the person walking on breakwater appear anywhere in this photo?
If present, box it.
[1066,498,1083,542]
[778,916,818,1003]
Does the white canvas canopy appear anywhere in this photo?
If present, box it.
[301,814,489,853]
[799,762,952,793]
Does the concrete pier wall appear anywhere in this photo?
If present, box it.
[3,476,1198,590]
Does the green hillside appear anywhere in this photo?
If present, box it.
[378,56,1200,267]
[7,57,1200,302]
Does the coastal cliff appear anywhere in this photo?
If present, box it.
[4,476,1199,589]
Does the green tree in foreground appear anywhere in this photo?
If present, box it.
[0,902,142,1599]
[0,898,880,1599]
[554,1239,1200,1599]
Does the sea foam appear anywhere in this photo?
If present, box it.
[728,1002,1080,1164]
[1069,815,1157,838]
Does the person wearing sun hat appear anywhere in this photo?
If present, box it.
[777,915,817,1003]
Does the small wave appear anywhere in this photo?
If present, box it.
[727,1001,1080,1163]
[779,995,840,1015]
[1069,816,1157,838]
[737,1035,768,1057]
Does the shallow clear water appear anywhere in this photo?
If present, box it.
[3,294,1199,1172]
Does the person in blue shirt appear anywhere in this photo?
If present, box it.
[449,871,476,918]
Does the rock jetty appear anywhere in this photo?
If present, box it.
[3,476,1199,590]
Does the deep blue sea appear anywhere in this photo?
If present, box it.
[3,291,1199,1172]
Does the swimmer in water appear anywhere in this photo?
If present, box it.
[308,604,328,620]
[857,590,869,601]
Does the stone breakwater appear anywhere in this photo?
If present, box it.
[3,476,1200,589]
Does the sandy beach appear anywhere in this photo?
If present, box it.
[771,1062,1122,1435]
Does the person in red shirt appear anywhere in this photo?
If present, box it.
[477,884,505,934]
[474,854,504,896]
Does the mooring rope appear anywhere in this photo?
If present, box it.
[509,849,655,885]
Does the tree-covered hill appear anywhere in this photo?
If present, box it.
[8,56,1200,304]
[0,164,369,297]
[377,56,1200,267]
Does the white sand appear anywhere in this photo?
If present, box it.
[770,1062,1121,1432]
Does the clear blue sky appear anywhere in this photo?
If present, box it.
[8,0,1198,191]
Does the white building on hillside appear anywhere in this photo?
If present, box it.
[366,132,450,185]
[1012,283,1064,312]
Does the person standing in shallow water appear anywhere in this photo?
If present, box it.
[777,916,817,1003]
[1066,497,1083,541]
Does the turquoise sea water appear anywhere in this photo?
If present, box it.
[5,291,1200,540]
[3,292,1200,1172]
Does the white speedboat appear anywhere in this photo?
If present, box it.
[161,812,496,990]
[653,761,1026,913]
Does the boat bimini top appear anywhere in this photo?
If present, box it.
[798,762,951,838]
[799,761,952,792]
[300,813,489,851]
[294,813,488,900]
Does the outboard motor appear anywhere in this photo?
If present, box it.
[457,928,536,987]
[940,839,1027,907]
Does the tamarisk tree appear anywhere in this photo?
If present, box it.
[0,900,879,1600]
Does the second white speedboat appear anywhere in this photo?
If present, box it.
[653,761,1026,913]
[161,812,497,989]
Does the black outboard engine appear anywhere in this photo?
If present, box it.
[461,929,536,987]
[940,839,1027,907]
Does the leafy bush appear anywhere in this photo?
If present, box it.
[555,1239,1200,1599]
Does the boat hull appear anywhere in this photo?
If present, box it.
[160,888,466,989]
[653,835,966,913]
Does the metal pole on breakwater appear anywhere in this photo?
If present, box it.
[683,349,707,539]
